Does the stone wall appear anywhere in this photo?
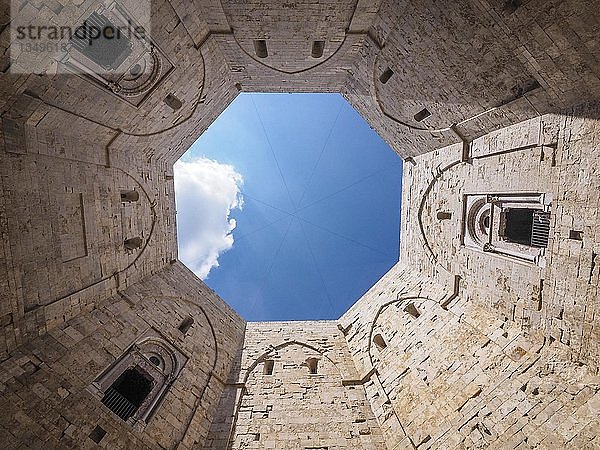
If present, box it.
[0,262,245,449]
[0,0,599,448]
[204,321,386,450]
[401,101,600,372]
[338,101,600,449]
[340,262,600,450]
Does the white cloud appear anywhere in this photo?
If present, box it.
[174,157,244,279]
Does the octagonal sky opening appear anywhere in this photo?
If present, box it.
[174,93,403,322]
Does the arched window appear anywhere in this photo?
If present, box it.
[462,193,552,267]
[373,334,387,351]
[90,330,187,424]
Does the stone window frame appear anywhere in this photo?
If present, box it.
[59,1,174,107]
[461,192,552,267]
[89,329,187,425]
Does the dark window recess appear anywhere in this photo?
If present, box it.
[437,211,452,220]
[89,425,107,443]
[164,94,183,110]
[503,208,534,245]
[120,190,139,202]
[254,40,268,58]
[502,208,550,248]
[569,230,583,241]
[414,108,432,122]
[311,40,325,58]
[373,334,387,351]
[70,12,132,69]
[531,211,551,248]
[307,358,318,374]
[253,433,260,441]
[102,368,153,420]
[149,356,161,366]
[404,303,420,319]
[379,67,394,84]
[178,317,194,334]
[124,237,143,250]
[263,359,274,375]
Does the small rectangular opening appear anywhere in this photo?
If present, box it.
[89,425,107,443]
[379,67,394,84]
[413,108,432,122]
[404,303,420,319]
[307,358,318,374]
[373,334,387,351]
[254,40,268,58]
[263,359,274,375]
[569,230,583,241]
[311,40,325,58]
[164,94,183,110]
[178,317,194,334]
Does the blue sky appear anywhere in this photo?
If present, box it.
[175,93,402,321]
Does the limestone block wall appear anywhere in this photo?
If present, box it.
[402,101,600,371]
[0,262,245,449]
[204,321,386,450]
[0,1,599,449]
[344,0,600,157]
[0,133,178,357]
[2,0,599,170]
[340,262,600,450]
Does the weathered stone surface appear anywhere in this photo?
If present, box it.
[1,0,599,448]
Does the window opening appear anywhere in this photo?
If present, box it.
[124,237,143,250]
[120,190,139,202]
[404,303,420,319]
[569,230,583,241]
[414,108,431,122]
[311,40,325,58]
[254,40,268,58]
[178,317,194,334]
[502,208,535,246]
[101,367,153,420]
[70,13,132,69]
[164,94,183,110]
[373,334,387,350]
[379,67,394,84]
[263,359,274,375]
[307,358,318,374]
[89,425,107,443]
[149,356,161,366]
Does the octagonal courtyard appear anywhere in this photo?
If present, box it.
[174,93,402,320]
